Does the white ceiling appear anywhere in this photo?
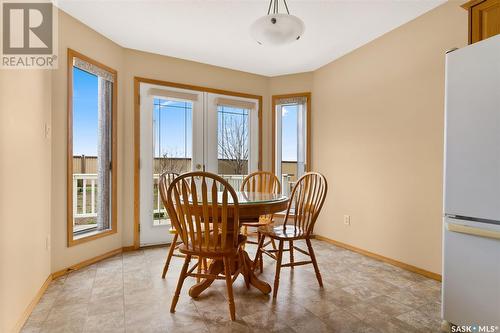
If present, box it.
[57,0,445,77]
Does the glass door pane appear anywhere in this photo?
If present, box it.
[276,98,308,198]
[152,98,193,226]
[281,104,299,197]
[217,105,249,190]
[140,84,203,246]
[205,93,259,190]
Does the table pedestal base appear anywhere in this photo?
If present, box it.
[189,250,271,298]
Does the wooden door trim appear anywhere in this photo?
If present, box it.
[462,0,500,44]
[133,76,263,249]
[271,92,312,175]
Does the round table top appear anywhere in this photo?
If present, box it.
[234,191,288,205]
[188,191,289,219]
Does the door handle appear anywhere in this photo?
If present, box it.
[195,164,202,170]
[447,223,500,240]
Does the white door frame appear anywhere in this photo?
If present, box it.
[139,83,204,246]
[139,83,260,246]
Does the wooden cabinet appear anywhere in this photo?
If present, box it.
[462,0,500,43]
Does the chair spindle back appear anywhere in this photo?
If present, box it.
[284,172,327,236]
[165,172,240,253]
[241,171,281,194]
[159,172,180,207]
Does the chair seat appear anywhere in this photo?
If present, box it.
[258,223,306,240]
[179,234,247,257]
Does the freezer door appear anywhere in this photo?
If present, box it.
[442,217,500,326]
[444,35,500,221]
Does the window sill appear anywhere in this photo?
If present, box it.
[68,228,117,247]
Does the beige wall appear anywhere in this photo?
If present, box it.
[268,72,313,96]
[50,11,125,272]
[0,70,52,332]
[312,1,467,274]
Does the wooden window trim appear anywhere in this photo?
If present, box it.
[133,76,263,249]
[272,92,312,174]
[67,48,118,247]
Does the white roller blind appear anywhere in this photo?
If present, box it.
[216,97,256,110]
[275,96,307,105]
[148,88,199,102]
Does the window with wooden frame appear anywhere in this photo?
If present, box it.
[67,49,117,246]
[272,93,311,198]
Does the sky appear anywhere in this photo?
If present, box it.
[72,68,299,162]
[73,67,98,156]
[153,99,193,158]
[281,105,298,162]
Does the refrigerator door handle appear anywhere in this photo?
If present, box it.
[447,222,500,240]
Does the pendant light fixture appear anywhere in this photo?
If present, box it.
[250,0,305,46]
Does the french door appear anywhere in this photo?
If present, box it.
[139,82,259,246]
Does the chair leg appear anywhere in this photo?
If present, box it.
[273,240,284,298]
[223,256,236,321]
[306,238,323,287]
[253,233,265,272]
[203,258,208,271]
[197,256,203,283]
[259,235,266,273]
[260,246,264,273]
[270,238,277,251]
[289,240,294,269]
[170,255,191,313]
[242,226,248,250]
[162,233,178,279]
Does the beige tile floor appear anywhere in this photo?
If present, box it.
[21,240,443,333]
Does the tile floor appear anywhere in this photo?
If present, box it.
[21,240,443,333]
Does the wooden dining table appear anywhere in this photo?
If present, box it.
[188,191,289,298]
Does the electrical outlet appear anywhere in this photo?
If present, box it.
[343,215,351,226]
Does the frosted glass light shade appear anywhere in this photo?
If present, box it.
[250,13,305,46]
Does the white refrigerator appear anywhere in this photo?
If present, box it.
[443,35,500,327]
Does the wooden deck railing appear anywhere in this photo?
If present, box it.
[72,173,294,227]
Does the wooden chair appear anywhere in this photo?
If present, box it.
[159,172,207,281]
[254,172,328,298]
[164,172,246,321]
[240,171,281,260]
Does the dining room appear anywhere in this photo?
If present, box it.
[2,0,500,332]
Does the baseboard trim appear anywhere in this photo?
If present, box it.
[122,245,136,252]
[314,234,442,281]
[51,248,123,279]
[13,274,52,333]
